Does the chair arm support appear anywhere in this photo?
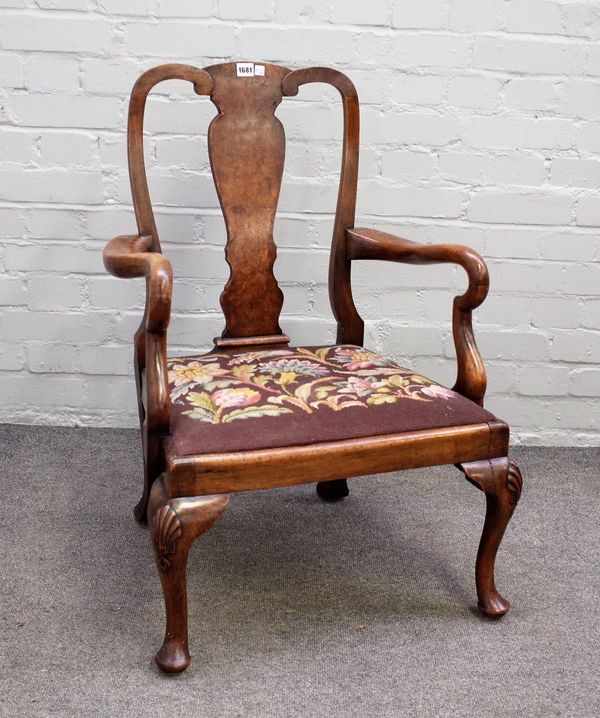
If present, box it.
[103,234,173,332]
[346,227,488,405]
[103,234,172,432]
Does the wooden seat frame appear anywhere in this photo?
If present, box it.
[103,62,523,674]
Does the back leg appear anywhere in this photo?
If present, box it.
[316,479,349,502]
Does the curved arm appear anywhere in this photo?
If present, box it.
[103,234,173,432]
[347,227,488,405]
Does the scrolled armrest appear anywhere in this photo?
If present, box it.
[103,234,172,433]
[346,227,488,405]
[103,234,172,333]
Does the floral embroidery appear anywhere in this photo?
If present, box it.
[167,345,455,425]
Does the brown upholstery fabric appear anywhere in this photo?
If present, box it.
[167,345,496,456]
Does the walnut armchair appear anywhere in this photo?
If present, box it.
[104,61,523,674]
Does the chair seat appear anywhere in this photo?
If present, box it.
[167,345,496,456]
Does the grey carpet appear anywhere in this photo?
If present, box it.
[0,425,598,718]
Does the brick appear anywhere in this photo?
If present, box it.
[464,116,573,151]
[582,300,600,330]
[81,58,142,95]
[476,330,550,362]
[0,344,25,371]
[26,209,82,240]
[84,376,137,412]
[552,159,600,189]
[0,310,112,343]
[562,2,600,39]
[362,108,461,146]
[84,209,137,239]
[0,208,25,237]
[505,0,562,35]
[575,196,600,226]
[28,276,83,310]
[38,131,97,168]
[537,232,598,261]
[389,33,470,69]
[382,150,436,181]
[0,128,38,163]
[468,192,572,225]
[25,55,80,93]
[550,331,600,363]
[96,0,151,13]
[119,170,218,208]
[482,154,547,187]
[393,0,447,29]
[361,183,465,219]
[28,343,132,375]
[531,298,584,329]
[449,0,505,31]
[560,80,600,119]
[154,136,210,169]
[0,374,88,409]
[0,277,27,305]
[37,0,95,8]
[586,45,600,76]
[484,229,542,259]
[486,260,565,293]
[503,78,561,112]
[473,37,585,75]
[332,1,388,25]
[240,26,356,65]
[8,94,121,129]
[448,74,501,110]
[570,369,600,396]
[576,121,600,152]
[0,169,104,204]
[438,152,489,185]
[347,69,391,105]
[98,134,127,167]
[142,96,216,134]
[4,244,102,274]
[88,277,145,309]
[218,0,274,21]
[157,0,215,17]
[519,365,570,396]
[391,74,446,106]
[478,294,533,327]
[124,21,235,57]
[0,52,23,88]
[560,264,600,296]
[0,15,113,53]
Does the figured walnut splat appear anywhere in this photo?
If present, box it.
[206,62,291,346]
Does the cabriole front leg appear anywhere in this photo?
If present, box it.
[459,457,523,618]
[148,477,229,673]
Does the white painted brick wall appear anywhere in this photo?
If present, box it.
[1,0,600,445]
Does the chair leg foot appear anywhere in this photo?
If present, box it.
[316,479,349,502]
[458,458,523,618]
[148,477,229,674]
